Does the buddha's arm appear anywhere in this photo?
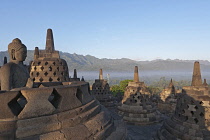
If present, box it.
[0,64,12,91]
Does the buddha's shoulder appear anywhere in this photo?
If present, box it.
[0,62,17,71]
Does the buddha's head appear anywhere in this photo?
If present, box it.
[8,38,27,62]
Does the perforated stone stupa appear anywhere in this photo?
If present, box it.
[92,69,115,107]
[158,79,178,115]
[118,66,160,125]
[155,61,210,140]
[30,29,69,83]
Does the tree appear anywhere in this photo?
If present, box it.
[110,79,133,96]
[119,79,133,91]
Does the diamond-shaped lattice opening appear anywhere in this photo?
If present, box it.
[194,118,199,124]
[36,72,40,77]
[39,77,43,82]
[88,85,91,95]
[57,67,59,71]
[38,62,41,65]
[185,116,188,121]
[194,105,198,110]
[53,62,56,65]
[32,78,35,81]
[49,77,53,82]
[44,72,48,76]
[48,89,61,109]
[76,88,83,103]
[8,93,27,116]
[53,72,56,76]
[31,72,33,76]
[57,78,60,81]
[200,101,204,105]
[61,72,64,75]
[41,66,44,71]
[200,112,204,117]
[182,110,185,113]
[134,100,137,103]
[34,66,37,71]
[137,96,140,99]
[48,66,52,71]
[45,62,48,65]
[191,111,194,116]
[187,105,189,108]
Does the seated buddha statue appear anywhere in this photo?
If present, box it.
[0,38,30,90]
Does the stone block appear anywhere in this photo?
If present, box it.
[187,105,197,111]
[84,111,111,135]
[16,114,61,138]
[188,129,196,136]
[57,109,78,121]
[61,124,91,139]
[60,105,100,129]
[74,100,97,114]
[40,131,66,140]
[78,85,93,104]
[18,88,55,119]
[0,120,16,135]
[54,86,82,112]
[0,91,21,119]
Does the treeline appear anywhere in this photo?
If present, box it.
[110,77,191,96]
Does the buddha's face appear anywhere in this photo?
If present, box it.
[15,47,27,62]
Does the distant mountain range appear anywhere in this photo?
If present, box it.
[0,50,210,72]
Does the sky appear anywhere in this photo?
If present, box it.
[0,0,210,61]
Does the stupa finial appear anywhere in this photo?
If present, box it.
[73,69,77,78]
[99,69,103,80]
[134,66,139,82]
[191,61,202,86]
[45,28,55,52]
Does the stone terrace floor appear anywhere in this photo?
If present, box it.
[108,106,166,140]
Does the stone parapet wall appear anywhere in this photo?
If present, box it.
[0,82,126,140]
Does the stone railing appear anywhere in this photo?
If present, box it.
[0,82,94,139]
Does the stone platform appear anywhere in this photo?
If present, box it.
[0,81,126,140]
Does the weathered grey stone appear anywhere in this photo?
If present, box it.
[191,61,202,86]
[40,131,66,140]
[30,29,69,83]
[18,88,55,119]
[61,124,91,139]
[0,91,21,119]
[84,111,111,135]
[54,86,82,112]
[0,38,29,91]
[92,69,115,107]
[16,114,61,138]
[0,120,16,140]
[155,61,210,140]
